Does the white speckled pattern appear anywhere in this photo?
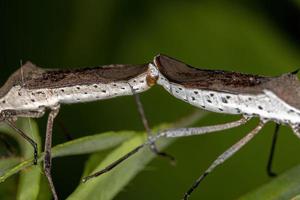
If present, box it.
[156,67,300,125]
[0,72,150,112]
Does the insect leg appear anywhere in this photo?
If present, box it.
[266,123,280,177]
[4,120,38,164]
[131,86,175,164]
[82,116,250,182]
[161,116,250,138]
[82,142,146,182]
[44,105,60,200]
[2,109,45,164]
[183,121,265,200]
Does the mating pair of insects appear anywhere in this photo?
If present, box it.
[1,54,300,199]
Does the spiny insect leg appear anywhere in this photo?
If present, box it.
[183,122,265,200]
[44,105,60,200]
[266,123,280,177]
[130,84,175,164]
[5,120,38,164]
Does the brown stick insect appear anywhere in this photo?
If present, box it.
[84,54,300,199]
[0,61,173,200]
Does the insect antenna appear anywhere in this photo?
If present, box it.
[266,123,280,177]
[20,59,25,86]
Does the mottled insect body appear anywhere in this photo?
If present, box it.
[0,62,152,113]
[151,55,300,199]
[3,55,300,200]
[86,55,300,200]
[0,61,157,200]
[153,55,300,127]
[156,75,300,125]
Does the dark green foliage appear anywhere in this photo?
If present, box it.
[2,1,300,199]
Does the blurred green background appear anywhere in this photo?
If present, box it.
[2,0,300,199]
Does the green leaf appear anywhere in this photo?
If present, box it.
[81,151,109,178]
[68,111,205,200]
[16,162,41,200]
[0,110,205,200]
[0,131,136,182]
[239,164,300,200]
[67,133,172,200]
[292,195,300,200]
[0,159,33,184]
[0,119,42,200]
[16,119,42,200]
[52,131,135,157]
[0,157,20,176]
[36,175,51,200]
[0,177,17,200]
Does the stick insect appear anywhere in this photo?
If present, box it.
[0,61,173,200]
[84,54,300,199]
